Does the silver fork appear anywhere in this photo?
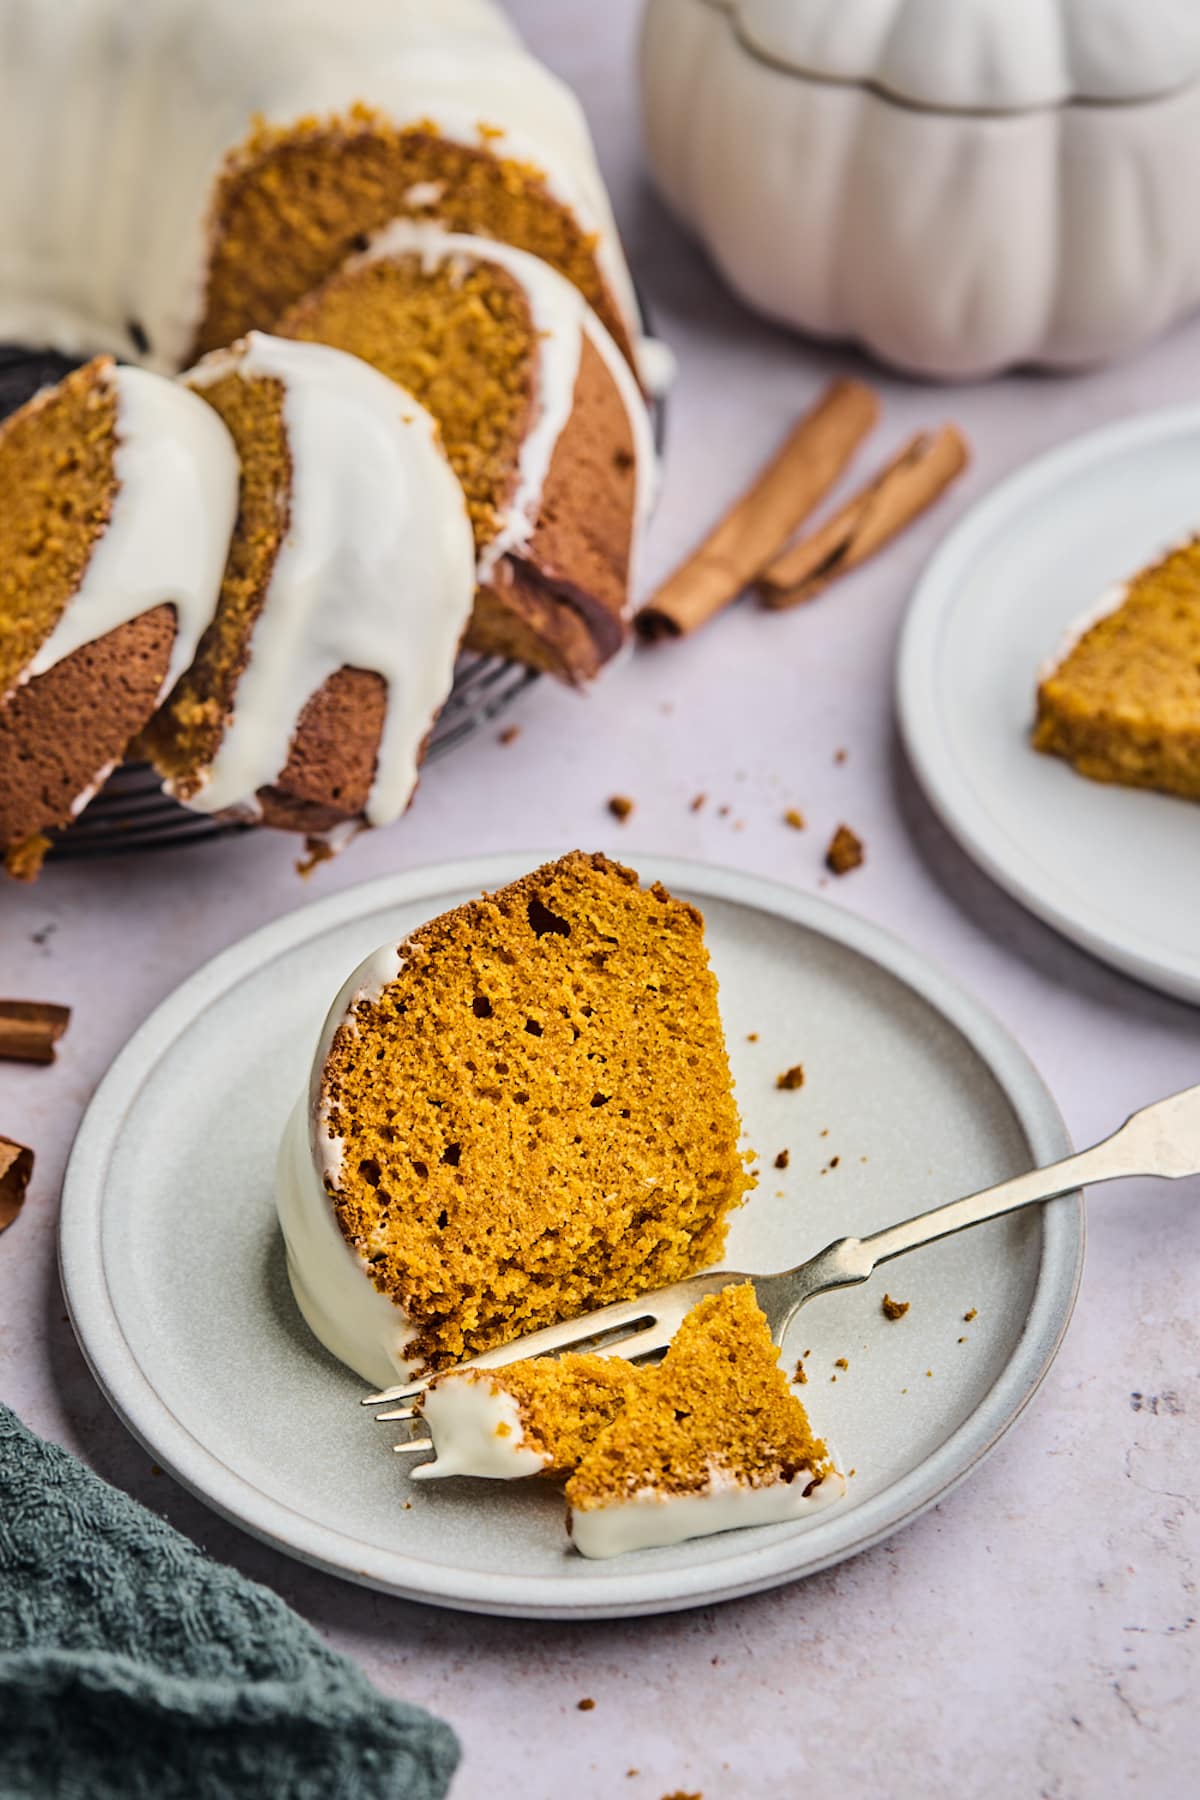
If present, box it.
[363,1082,1200,1457]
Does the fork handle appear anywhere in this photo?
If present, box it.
[853,1081,1200,1275]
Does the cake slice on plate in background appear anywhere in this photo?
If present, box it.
[1034,540,1200,802]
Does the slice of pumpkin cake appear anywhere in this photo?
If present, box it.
[1033,541,1200,802]
[277,852,754,1385]
[276,223,655,684]
[0,356,237,876]
[143,332,475,834]
[567,1284,842,1559]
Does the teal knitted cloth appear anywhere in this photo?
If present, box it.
[0,1405,459,1800]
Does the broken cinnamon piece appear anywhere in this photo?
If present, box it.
[0,1137,33,1233]
[825,825,864,876]
[0,1001,71,1065]
[635,379,879,640]
[4,834,51,883]
[759,425,969,609]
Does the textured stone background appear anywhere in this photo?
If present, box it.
[1,2,1197,1794]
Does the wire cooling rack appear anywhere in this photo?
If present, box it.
[0,347,540,861]
[53,654,539,860]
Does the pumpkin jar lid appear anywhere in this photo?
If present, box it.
[729,0,1200,113]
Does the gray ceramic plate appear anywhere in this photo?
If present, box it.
[898,405,1200,1004]
[59,853,1083,1619]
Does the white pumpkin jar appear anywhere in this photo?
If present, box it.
[639,0,1200,379]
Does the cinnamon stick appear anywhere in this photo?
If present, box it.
[0,1000,71,1065]
[635,379,879,640]
[758,425,969,610]
[0,1136,33,1233]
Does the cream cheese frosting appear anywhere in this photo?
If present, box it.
[413,1374,548,1481]
[179,332,475,826]
[355,222,658,592]
[26,363,238,696]
[0,0,645,376]
[569,1463,846,1560]
[276,944,424,1390]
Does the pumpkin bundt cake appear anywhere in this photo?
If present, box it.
[566,1284,842,1558]
[142,333,475,834]
[0,356,237,877]
[277,853,754,1385]
[411,1285,843,1560]
[0,0,645,379]
[277,224,655,683]
[1034,543,1200,802]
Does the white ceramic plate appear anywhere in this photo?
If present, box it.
[898,406,1200,1004]
[60,854,1082,1619]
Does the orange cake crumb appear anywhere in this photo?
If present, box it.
[776,1064,805,1091]
[825,824,864,875]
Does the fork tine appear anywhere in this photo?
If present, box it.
[362,1294,673,1407]
[392,1436,434,1456]
[578,1320,674,1364]
[373,1404,418,1423]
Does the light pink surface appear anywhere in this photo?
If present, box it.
[1,4,1198,1794]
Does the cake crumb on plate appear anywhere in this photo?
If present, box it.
[775,1063,805,1090]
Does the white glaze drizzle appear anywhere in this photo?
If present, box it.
[414,1374,548,1480]
[179,333,475,825]
[570,1463,846,1560]
[277,1097,420,1390]
[356,221,657,595]
[26,363,238,693]
[276,942,423,1389]
[0,0,645,377]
